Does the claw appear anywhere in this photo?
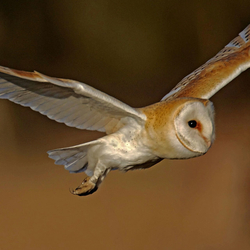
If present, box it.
[69,176,98,196]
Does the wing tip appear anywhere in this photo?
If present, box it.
[239,24,250,43]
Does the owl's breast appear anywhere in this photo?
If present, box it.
[94,122,159,171]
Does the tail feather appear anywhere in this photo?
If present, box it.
[47,140,97,173]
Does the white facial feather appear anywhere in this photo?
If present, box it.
[174,100,215,155]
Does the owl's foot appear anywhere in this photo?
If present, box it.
[70,176,98,196]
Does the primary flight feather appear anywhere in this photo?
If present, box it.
[0,24,249,196]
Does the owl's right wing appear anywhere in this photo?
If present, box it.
[161,24,250,101]
[0,66,146,134]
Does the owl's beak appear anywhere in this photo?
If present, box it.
[202,135,211,149]
[206,140,211,148]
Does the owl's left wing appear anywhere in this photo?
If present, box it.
[0,66,146,134]
[161,24,250,101]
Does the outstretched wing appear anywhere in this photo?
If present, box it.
[0,66,146,134]
[161,24,250,101]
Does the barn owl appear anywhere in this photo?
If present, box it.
[0,25,249,196]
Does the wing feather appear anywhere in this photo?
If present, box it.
[0,67,146,133]
[162,24,250,101]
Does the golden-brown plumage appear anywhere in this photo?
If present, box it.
[162,25,250,100]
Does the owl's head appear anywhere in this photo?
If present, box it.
[143,98,215,159]
[173,98,215,157]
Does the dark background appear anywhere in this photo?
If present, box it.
[0,1,250,249]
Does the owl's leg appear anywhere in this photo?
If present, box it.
[70,162,110,196]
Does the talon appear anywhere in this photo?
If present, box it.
[69,177,98,196]
[69,188,79,195]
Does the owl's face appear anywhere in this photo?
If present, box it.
[173,99,215,157]
[143,98,215,159]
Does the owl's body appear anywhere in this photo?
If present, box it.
[0,25,249,195]
[49,97,215,194]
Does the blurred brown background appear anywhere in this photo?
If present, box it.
[0,1,250,249]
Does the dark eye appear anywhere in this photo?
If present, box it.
[188,120,197,128]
